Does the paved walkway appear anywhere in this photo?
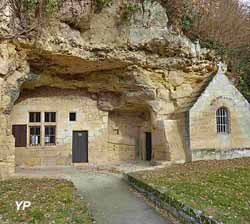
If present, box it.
[70,171,169,224]
[15,168,174,224]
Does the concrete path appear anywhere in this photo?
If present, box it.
[15,168,174,224]
[70,171,169,224]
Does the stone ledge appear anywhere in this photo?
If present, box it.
[125,174,223,224]
[192,148,250,161]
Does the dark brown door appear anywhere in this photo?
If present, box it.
[145,132,152,161]
[12,125,27,147]
[72,131,88,163]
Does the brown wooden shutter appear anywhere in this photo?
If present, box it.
[12,125,27,147]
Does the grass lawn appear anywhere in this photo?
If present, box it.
[131,158,250,224]
[0,178,93,224]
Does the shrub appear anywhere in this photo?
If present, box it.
[95,0,112,13]
[120,2,141,23]
[188,0,250,100]
[160,0,250,100]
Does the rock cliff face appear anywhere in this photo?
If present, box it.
[0,0,217,177]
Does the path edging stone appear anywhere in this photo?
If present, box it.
[125,173,223,224]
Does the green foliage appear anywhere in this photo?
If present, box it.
[160,0,191,30]
[28,209,45,222]
[200,38,250,101]
[23,0,39,11]
[234,46,250,100]
[22,0,59,14]
[180,0,194,31]
[46,0,60,15]
[164,0,250,102]
[0,179,93,224]
[199,39,227,57]
[95,0,112,13]
[121,2,140,23]
[182,15,192,31]
[133,158,250,224]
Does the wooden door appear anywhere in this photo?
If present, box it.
[12,125,27,147]
[145,132,152,161]
[72,131,88,163]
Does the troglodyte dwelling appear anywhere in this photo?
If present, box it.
[1,0,250,178]
[9,64,250,168]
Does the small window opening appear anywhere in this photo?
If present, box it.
[29,112,41,123]
[216,107,229,134]
[114,129,119,135]
[45,112,56,122]
[69,112,76,121]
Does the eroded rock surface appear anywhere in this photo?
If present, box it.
[0,0,217,177]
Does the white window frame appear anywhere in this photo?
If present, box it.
[216,107,230,134]
[27,111,57,147]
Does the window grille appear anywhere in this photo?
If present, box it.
[216,107,229,134]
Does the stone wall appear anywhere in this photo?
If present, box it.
[0,0,218,177]
[108,111,151,162]
[190,72,250,160]
[15,146,72,167]
[152,119,170,161]
[192,148,250,161]
[0,114,15,178]
[152,118,187,162]
[11,91,109,167]
[10,89,153,167]
[126,174,223,224]
[0,43,31,178]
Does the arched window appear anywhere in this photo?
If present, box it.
[216,107,230,134]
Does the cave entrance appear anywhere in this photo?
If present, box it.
[10,84,154,167]
[108,110,152,162]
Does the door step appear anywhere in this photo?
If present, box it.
[72,163,89,169]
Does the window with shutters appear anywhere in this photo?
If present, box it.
[216,107,230,134]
